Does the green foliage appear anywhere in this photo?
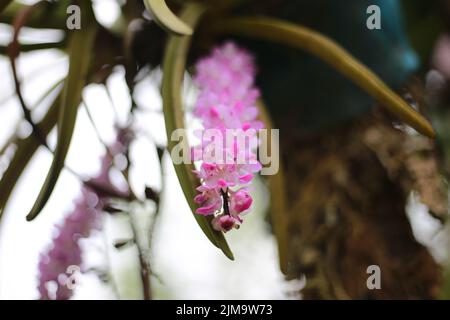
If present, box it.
[143,0,193,35]
[214,16,434,138]
[26,0,97,221]
[0,0,438,262]
[161,2,234,260]
[0,93,60,218]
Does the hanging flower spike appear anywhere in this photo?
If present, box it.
[37,128,132,300]
[192,42,264,232]
[37,189,101,300]
[193,42,263,132]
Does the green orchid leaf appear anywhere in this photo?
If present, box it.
[0,91,61,219]
[162,3,234,260]
[26,1,97,221]
[214,16,435,139]
[143,0,193,36]
[257,100,288,274]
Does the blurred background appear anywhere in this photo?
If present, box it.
[0,0,299,299]
[1,0,450,300]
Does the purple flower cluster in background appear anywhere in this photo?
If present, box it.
[37,128,131,300]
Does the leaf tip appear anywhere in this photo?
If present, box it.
[222,247,235,260]
[144,0,194,36]
[25,213,35,221]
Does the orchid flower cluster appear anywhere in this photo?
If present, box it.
[37,128,131,300]
[192,42,264,232]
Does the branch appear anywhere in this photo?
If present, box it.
[0,41,66,55]
[7,2,50,147]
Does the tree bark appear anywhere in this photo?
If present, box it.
[280,110,443,299]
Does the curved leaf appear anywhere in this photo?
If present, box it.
[26,1,97,221]
[0,91,61,220]
[214,16,435,139]
[162,3,234,260]
[143,0,192,36]
[257,100,288,274]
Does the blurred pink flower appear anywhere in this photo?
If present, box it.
[37,128,131,300]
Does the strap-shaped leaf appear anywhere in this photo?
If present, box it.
[162,3,234,260]
[143,0,192,36]
[257,100,288,274]
[26,1,97,221]
[0,92,61,219]
[214,16,435,139]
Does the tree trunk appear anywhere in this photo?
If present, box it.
[280,110,443,299]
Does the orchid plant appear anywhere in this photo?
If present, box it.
[0,0,443,300]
